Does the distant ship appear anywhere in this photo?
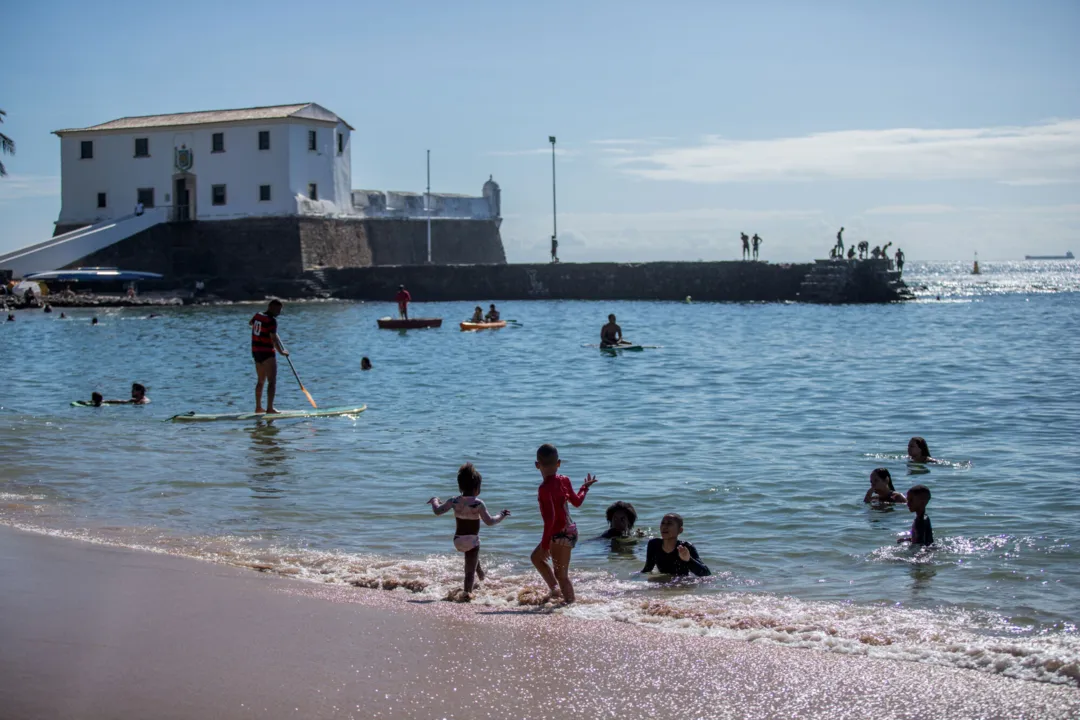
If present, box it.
[1024,251,1075,260]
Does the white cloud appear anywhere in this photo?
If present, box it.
[487,148,576,157]
[865,204,957,215]
[0,174,60,201]
[611,120,1080,185]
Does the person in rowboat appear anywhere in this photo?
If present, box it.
[250,299,288,414]
[395,285,412,320]
[600,314,628,348]
[470,306,484,323]
[485,304,500,322]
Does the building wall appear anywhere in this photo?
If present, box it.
[56,120,350,226]
[351,189,497,220]
[65,217,506,278]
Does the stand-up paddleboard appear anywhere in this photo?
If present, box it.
[169,405,366,423]
[71,400,146,407]
[377,317,442,329]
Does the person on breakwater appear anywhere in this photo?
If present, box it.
[600,314,626,348]
[428,462,510,598]
[740,232,750,260]
[752,233,763,260]
[908,437,933,463]
[858,240,869,259]
[361,356,372,371]
[847,246,856,260]
[531,443,596,603]
[640,513,711,577]
[551,235,559,263]
[601,501,644,544]
[395,285,411,320]
[485,304,500,322]
[863,468,906,504]
[250,299,287,414]
[898,485,933,546]
[836,227,845,258]
[470,306,484,323]
[895,248,905,274]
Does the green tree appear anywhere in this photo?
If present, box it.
[0,109,15,177]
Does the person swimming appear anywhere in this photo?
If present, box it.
[863,468,906,504]
[908,437,933,463]
[361,356,372,371]
[601,501,644,543]
[897,485,933,546]
[640,513,710,577]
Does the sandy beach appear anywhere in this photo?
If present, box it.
[1,525,1077,720]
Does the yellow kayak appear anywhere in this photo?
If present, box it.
[460,320,507,331]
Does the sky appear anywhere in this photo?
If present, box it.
[2,0,1078,262]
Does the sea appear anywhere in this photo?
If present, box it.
[2,260,1079,685]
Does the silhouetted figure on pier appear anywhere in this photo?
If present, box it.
[858,241,869,259]
[847,246,856,260]
[881,242,893,261]
[551,236,559,263]
[751,234,762,260]
[895,248,905,274]
[835,227,845,258]
[871,245,882,259]
[740,233,750,260]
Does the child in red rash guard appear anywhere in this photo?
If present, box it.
[529,443,596,603]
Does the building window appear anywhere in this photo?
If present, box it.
[258,130,270,151]
[134,138,149,157]
[308,130,317,152]
[80,140,93,159]
[97,192,107,208]
[212,184,227,206]
[212,132,224,153]
[259,184,271,202]
[337,132,344,154]
[137,188,155,208]
[308,183,318,201]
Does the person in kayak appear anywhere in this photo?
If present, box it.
[250,299,288,414]
[485,304,500,322]
[470,306,484,323]
[395,285,412,320]
[600,314,626,348]
[640,513,710,577]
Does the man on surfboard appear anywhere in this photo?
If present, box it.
[395,285,412,320]
[601,314,627,348]
[250,299,288,414]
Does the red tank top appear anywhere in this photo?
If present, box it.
[251,312,276,353]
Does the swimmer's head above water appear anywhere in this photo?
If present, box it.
[908,437,932,463]
[91,392,103,407]
[606,501,638,534]
[870,467,896,493]
[659,513,684,540]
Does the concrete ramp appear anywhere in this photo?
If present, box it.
[0,209,166,278]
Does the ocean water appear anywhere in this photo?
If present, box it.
[2,260,1079,685]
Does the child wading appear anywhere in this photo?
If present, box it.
[530,443,596,603]
[898,485,934,546]
[428,463,510,598]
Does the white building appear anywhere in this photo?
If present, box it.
[53,103,354,228]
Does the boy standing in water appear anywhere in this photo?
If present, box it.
[898,485,933,546]
[530,443,596,603]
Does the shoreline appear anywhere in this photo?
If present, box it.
[1,524,1077,720]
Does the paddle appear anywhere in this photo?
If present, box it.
[279,340,317,408]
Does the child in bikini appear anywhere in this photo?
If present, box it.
[863,467,906,504]
[428,463,510,598]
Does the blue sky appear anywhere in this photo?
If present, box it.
[2,0,1078,261]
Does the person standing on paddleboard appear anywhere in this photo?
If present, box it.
[395,285,412,320]
[250,299,288,414]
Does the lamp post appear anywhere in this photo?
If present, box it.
[426,149,432,264]
[549,135,557,262]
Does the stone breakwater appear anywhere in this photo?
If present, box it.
[325,261,814,303]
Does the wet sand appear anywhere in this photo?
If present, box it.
[1,525,1077,720]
